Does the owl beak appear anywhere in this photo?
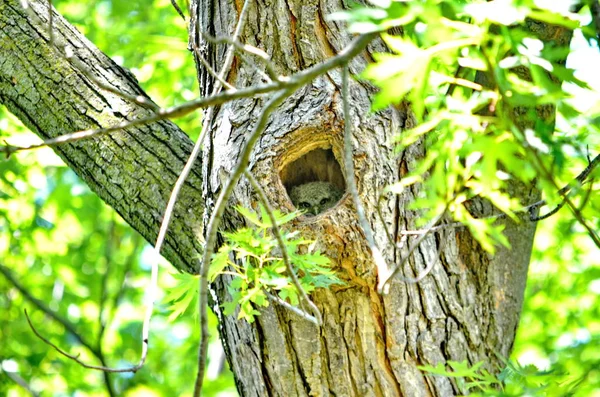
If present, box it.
[312,206,319,215]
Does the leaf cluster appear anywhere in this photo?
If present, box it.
[210,206,342,323]
[336,0,600,253]
[420,358,584,396]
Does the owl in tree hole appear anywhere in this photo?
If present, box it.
[290,181,343,216]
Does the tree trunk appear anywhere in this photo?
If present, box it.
[193,1,538,396]
[0,0,542,396]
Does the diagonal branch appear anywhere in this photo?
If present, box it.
[23,310,138,373]
[245,169,321,325]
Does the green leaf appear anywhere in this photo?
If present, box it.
[164,273,200,321]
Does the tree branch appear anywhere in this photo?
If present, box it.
[244,169,320,325]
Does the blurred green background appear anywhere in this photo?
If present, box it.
[0,0,598,395]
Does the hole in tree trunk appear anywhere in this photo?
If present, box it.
[279,148,346,216]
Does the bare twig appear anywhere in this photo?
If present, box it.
[265,292,320,323]
[398,228,447,284]
[2,29,376,158]
[396,153,600,235]
[1,81,276,156]
[98,219,116,341]
[101,233,141,334]
[0,264,97,356]
[3,369,39,397]
[24,310,138,373]
[532,152,600,247]
[24,4,159,113]
[369,223,448,289]
[244,169,321,325]
[195,89,291,397]
[528,197,567,222]
[97,219,117,396]
[577,176,595,211]
[191,0,253,394]
[192,48,237,91]
[2,115,160,157]
[376,188,399,245]
[170,0,185,20]
[65,54,160,112]
[399,222,462,235]
[201,32,280,81]
[0,264,138,376]
[378,208,448,292]
[341,65,393,294]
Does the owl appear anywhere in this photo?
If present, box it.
[289,181,343,216]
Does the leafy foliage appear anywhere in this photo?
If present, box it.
[420,359,584,396]
[336,0,599,254]
[212,206,342,323]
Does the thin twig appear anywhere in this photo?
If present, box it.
[379,209,448,292]
[65,54,160,112]
[192,45,237,91]
[2,82,272,156]
[265,292,319,323]
[3,370,39,397]
[526,148,600,247]
[244,169,320,325]
[32,1,160,114]
[98,219,116,342]
[376,188,399,245]
[97,219,116,396]
[170,0,185,20]
[0,264,97,356]
[397,153,600,234]
[24,310,138,373]
[577,176,595,211]
[107,234,141,322]
[2,31,376,158]
[0,264,139,375]
[341,65,392,294]
[398,228,447,284]
[191,0,253,395]
[528,197,567,222]
[2,115,159,156]
[201,32,280,81]
[195,89,290,397]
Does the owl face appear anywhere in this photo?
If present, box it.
[290,181,343,216]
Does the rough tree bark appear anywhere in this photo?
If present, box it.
[0,0,563,396]
[191,2,543,397]
[0,0,205,274]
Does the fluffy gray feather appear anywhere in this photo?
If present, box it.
[290,181,343,216]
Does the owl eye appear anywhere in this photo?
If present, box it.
[320,198,330,205]
[299,202,311,209]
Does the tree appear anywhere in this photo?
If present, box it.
[1,0,598,396]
